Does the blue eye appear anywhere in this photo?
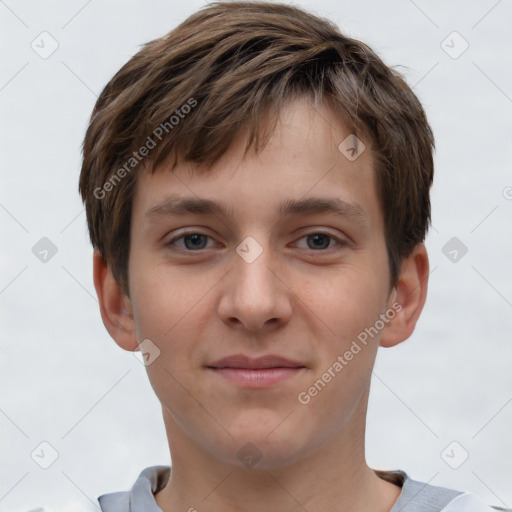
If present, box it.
[168,233,213,251]
[294,232,347,252]
[303,233,335,250]
[166,231,346,252]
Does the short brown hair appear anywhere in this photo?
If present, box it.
[79,0,434,296]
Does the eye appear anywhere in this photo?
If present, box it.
[294,232,346,251]
[167,232,215,251]
[166,230,347,253]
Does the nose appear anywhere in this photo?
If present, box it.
[217,237,293,333]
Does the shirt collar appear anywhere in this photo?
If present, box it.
[98,465,462,512]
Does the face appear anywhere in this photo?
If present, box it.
[126,97,396,470]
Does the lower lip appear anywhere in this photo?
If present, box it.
[208,367,304,387]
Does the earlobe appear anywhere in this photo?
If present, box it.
[93,250,139,351]
[380,244,429,348]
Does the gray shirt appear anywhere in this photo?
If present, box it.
[97,465,510,512]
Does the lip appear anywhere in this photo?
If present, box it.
[206,354,306,388]
[208,354,305,369]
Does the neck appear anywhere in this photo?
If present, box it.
[155,399,401,512]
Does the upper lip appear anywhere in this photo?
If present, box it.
[207,354,306,369]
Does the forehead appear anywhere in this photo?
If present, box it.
[132,98,382,232]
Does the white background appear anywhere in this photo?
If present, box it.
[1,0,511,510]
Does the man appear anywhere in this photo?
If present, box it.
[79,2,508,510]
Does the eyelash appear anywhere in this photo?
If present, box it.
[166,230,347,253]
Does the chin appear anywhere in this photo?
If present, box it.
[219,416,314,470]
[210,437,305,471]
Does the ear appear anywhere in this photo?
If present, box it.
[93,249,139,351]
[379,243,429,348]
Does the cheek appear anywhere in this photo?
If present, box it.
[129,259,208,340]
[303,264,388,342]
[294,269,383,429]
[128,262,218,397]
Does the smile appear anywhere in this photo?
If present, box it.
[206,354,307,388]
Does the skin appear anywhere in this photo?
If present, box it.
[94,97,429,512]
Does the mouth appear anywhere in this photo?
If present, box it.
[205,354,307,388]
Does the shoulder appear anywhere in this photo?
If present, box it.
[97,491,130,511]
[441,493,512,512]
[376,469,511,512]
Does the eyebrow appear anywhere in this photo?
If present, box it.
[145,195,365,222]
